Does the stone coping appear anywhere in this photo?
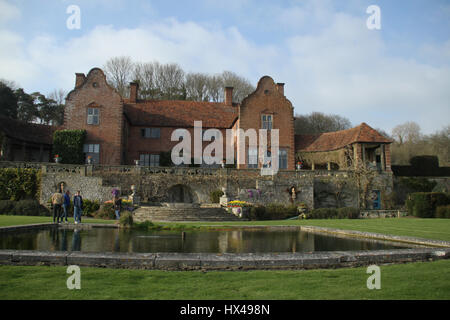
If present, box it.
[0,223,118,233]
[0,248,449,271]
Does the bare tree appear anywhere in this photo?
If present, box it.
[295,112,352,134]
[391,121,421,145]
[103,56,134,97]
[221,71,255,103]
[185,72,209,101]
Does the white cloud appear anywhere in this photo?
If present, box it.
[0,0,21,25]
[0,1,448,134]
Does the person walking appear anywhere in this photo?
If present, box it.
[73,190,84,224]
[51,189,64,224]
[62,190,71,223]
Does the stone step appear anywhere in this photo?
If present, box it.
[133,205,243,222]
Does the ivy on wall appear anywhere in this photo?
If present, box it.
[53,130,86,164]
[0,168,41,200]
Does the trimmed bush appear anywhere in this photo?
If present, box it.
[337,207,360,219]
[247,203,298,220]
[436,206,450,219]
[0,200,49,216]
[406,192,450,218]
[210,190,224,203]
[308,208,338,219]
[83,199,100,217]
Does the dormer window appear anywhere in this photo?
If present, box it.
[262,114,273,130]
[87,108,99,125]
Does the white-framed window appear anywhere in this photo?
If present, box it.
[87,108,99,125]
[140,154,160,167]
[279,148,288,169]
[141,128,161,138]
[83,144,100,164]
[262,114,273,130]
[247,147,258,169]
[83,144,100,153]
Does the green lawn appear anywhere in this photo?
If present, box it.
[0,260,449,300]
[164,218,450,242]
[0,215,116,227]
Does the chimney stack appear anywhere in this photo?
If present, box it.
[129,82,139,103]
[277,83,285,96]
[75,73,86,88]
[224,87,233,106]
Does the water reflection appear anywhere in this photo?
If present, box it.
[0,228,412,254]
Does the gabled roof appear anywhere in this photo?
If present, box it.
[295,122,392,152]
[124,100,238,128]
[0,116,56,145]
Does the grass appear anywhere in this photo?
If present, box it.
[0,260,449,300]
[0,215,116,227]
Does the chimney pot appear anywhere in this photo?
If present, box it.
[129,82,139,103]
[225,87,233,106]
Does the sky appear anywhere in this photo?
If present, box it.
[0,0,449,135]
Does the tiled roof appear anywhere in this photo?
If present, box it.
[295,122,392,152]
[0,116,55,145]
[124,100,238,128]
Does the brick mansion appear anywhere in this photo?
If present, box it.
[0,67,392,172]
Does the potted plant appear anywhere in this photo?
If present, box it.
[227,200,252,218]
[54,154,61,163]
[87,155,92,164]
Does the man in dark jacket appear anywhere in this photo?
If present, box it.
[73,190,83,224]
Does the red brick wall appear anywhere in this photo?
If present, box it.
[237,76,295,170]
[64,68,124,165]
[126,126,230,165]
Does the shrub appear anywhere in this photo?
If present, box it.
[82,199,100,217]
[337,207,360,219]
[210,190,224,203]
[436,205,450,219]
[119,211,133,227]
[249,206,266,220]
[0,200,16,215]
[0,200,50,216]
[94,203,116,220]
[406,192,450,218]
[0,168,41,200]
[308,208,338,219]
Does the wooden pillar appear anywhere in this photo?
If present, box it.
[380,144,386,171]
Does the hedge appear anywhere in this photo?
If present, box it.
[52,129,86,164]
[0,200,49,216]
[0,168,41,201]
[436,205,450,219]
[248,204,297,220]
[308,207,360,219]
[405,192,450,218]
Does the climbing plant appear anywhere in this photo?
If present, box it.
[52,129,86,164]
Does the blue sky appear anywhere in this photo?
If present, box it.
[1,0,449,134]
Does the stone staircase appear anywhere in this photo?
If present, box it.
[133,204,243,222]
